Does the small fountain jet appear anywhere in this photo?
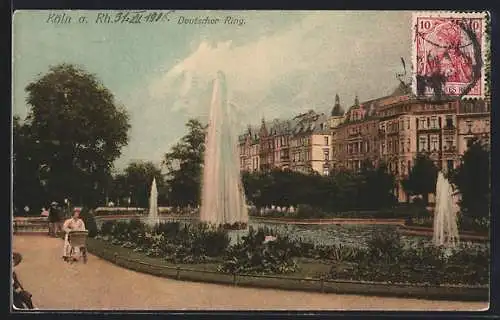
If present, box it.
[433,171,460,247]
[147,177,159,227]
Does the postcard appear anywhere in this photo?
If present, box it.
[12,10,491,311]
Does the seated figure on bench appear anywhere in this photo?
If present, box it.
[62,208,86,261]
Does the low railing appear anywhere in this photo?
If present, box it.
[13,218,49,234]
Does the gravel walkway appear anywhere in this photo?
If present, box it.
[12,235,488,311]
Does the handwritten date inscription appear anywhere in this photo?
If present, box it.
[95,11,173,24]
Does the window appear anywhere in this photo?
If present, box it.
[324,136,329,146]
[466,138,473,148]
[323,167,329,176]
[445,137,453,150]
[407,119,410,129]
[447,160,454,171]
[446,116,454,128]
[466,120,473,133]
[401,160,406,175]
[324,150,329,161]
[419,118,426,129]
[430,117,438,129]
[407,138,411,152]
[419,136,428,152]
[430,136,439,151]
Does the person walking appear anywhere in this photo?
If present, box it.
[62,208,86,261]
[40,208,49,217]
[48,202,60,237]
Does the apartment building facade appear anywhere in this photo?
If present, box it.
[238,126,260,172]
[288,111,332,175]
[238,91,490,202]
[239,110,336,176]
[335,93,490,202]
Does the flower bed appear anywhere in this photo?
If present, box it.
[328,232,490,286]
[95,220,490,286]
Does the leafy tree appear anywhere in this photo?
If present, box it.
[327,169,359,211]
[402,154,438,205]
[164,119,206,207]
[21,64,130,208]
[357,161,396,210]
[449,139,490,218]
[111,161,166,207]
[13,116,48,214]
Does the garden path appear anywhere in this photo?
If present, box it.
[12,235,488,311]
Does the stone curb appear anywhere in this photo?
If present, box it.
[87,241,489,302]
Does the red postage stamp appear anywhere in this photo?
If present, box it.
[412,12,487,99]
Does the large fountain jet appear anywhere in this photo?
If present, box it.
[433,171,460,247]
[200,71,249,227]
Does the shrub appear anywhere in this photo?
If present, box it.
[80,208,98,238]
[366,231,403,264]
[110,221,130,242]
[458,215,490,233]
[154,221,181,236]
[294,204,327,219]
[100,220,115,236]
[218,227,298,275]
[191,223,230,257]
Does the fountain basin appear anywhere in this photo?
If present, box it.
[94,215,489,250]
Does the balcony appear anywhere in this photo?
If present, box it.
[442,146,457,155]
[417,126,441,132]
[280,156,290,164]
[442,125,456,134]
[387,130,399,136]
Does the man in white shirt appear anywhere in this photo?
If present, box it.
[62,208,86,261]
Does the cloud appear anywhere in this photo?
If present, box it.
[146,12,411,130]
[115,11,412,169]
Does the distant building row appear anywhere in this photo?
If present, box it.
[238,86,491,202]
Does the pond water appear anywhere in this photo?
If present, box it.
[95,216,488,251]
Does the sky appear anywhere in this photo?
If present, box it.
[13,10,412,171]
